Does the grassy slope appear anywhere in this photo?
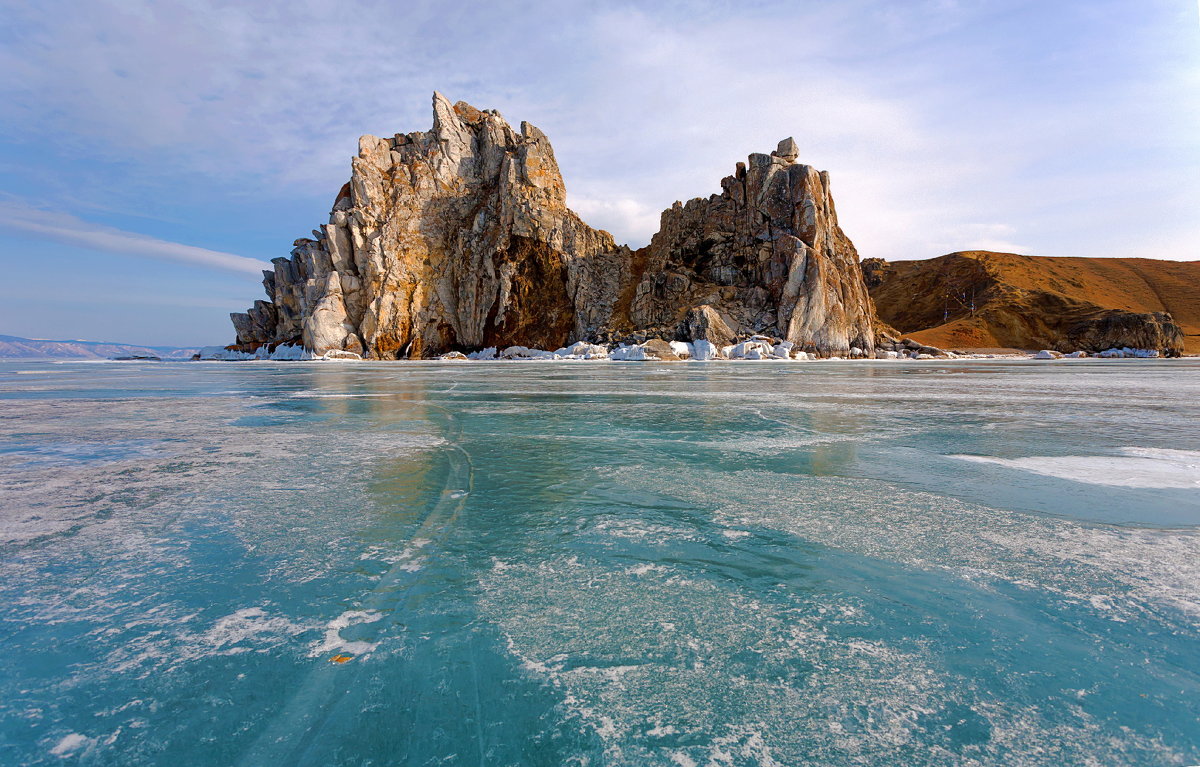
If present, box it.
[869,252,1200,354]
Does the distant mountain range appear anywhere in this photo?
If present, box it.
[0,334,199,360]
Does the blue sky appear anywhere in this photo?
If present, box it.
[1,0,1197,347]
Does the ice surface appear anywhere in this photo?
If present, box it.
[691,340,719,360]
[2,358,1198,765]
[50,733,92,756]
[669,341,693,358]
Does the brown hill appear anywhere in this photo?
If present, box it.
[863,252,1199,355]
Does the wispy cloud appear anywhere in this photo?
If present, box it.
[0,202,271,275]
[0,0,1197,261]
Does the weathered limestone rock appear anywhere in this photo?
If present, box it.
[681,305,736,347]
[772,137,799,162]
[628,143,876,356]
[304,271,362,356]
[229,300,276,345]
[232,93,628,359]
[231,95,877,359]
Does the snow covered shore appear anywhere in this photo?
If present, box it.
[194,338,1173,363]
[195,344,360,361]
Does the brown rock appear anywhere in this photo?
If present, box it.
[1067,311,1183,356]
[640,338,681,361]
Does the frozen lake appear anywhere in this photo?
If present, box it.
[2,358,1199,765]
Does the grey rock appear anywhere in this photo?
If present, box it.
[229,94,878,361]
[681,305,736,347]
[772,137,799,162]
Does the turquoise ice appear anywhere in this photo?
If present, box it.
[1,359,1198,765]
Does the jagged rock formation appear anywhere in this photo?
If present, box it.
[625,138,876,356]
[865,251,1196,356]
[231,95,876,358]
[232,93,629,359]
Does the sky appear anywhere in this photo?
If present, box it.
[0,0,1197,347]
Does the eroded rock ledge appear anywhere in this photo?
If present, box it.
[230,93,877,359]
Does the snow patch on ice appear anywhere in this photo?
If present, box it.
[309,609,384,657]
[359,537,431,573]
[952,447,1200,489]
[50,733,92,757]
[202,607,311,653]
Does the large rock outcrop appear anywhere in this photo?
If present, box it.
[865,251,1196,356]
[231,95,875,358]
[625,138,876,356]
[232,93,629,359]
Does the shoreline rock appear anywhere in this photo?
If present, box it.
[229,96,876,360]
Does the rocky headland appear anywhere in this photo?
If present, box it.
[229,93,877,360]
[225,93,1190,362]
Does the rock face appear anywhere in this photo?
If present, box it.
[232,92,628,359]
[681,305,736,348]
[1066,311,1184,355]
[625,137,876,356]
[231,97,875,358]
[866,251,1195,356]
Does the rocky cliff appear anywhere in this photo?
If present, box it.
[233,93,629,359]
[231,94,876,358]
[623,137,875,356]
[864,252,1197,356]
